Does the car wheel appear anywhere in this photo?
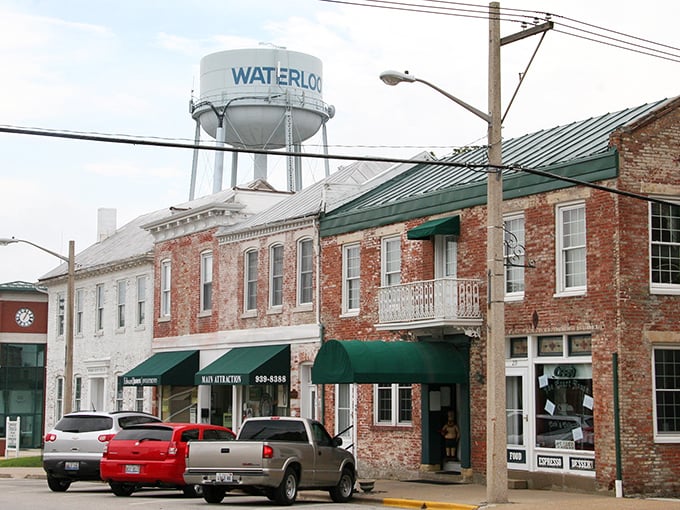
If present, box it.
[182,484,201,497]
[202,485,226,504]
[109,482,136,497]
[273,467,298,506]
[329,468,354,503]
[47,475,71,492]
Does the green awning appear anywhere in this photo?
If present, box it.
[407,216,460,240]
[123,350,198,386]
[311,340,468,384]
[196,345,290,385]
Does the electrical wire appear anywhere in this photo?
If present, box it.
[0,123,676,209]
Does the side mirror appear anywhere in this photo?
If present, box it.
[332,436,343,447]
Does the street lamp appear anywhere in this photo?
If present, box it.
[381,2,506,502]
[0,237,76,415]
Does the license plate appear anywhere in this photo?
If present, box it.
[215,472,233,483]
[64,461,79,471]
[125,464,141,474]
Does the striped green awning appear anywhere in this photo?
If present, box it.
[123,350,198,386]
[196,345,290,385]
[407,216,460,240]
[311,340,468,384]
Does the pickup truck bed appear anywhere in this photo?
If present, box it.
[184,417,355,505]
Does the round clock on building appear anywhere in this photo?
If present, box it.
[15,307,35,327]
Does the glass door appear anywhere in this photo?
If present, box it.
[506,367,529,468]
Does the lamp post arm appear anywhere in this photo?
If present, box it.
[0,238,70,263]
[414,77,491,124]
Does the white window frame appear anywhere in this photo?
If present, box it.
[160,260,171,317]
[297,238,313,305]
[117,279,126,329]
[136,275,146,326]
[381,236,401,287]
[75,288,83,335]
[200,251,213,312]
[244,249,258,311]
[74,376,82,412]
[95,284,105,331]
[504,213,526,300]
[269,244,284,308]
[55,377,64,421]
[135,386,144,413]
[115,376,124,412]
[652,346,680,443]
[649,200,680,294]
[556,201,586,296]
[374,383,412,426]
[342,243,361,314]
[57,292,65,337]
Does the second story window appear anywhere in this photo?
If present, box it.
[270,244,284,308]
[95,284,104,332]
[298,238,313,305]
[342,243,360,313]
[201,252,213,312]
[136,275,146,326]
[75,288,83,335]
[650,200,680,292]
[504,214,525,297]
[117,280,126,328]
[245,250,258,311]
[557,202,586,295]
[160,260,171,317]
[57,292,65,336]
[381,236,401,286]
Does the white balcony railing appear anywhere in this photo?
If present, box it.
[378,278,482,325]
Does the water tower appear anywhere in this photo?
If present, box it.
[189,47,335,197]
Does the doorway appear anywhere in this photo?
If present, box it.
[506,367,529,468]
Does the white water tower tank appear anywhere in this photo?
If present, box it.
[192,48,332,149]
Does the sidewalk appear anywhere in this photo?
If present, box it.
[1,467,679,509]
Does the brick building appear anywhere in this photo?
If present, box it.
[0,281,47,449]
[313,97,680,496]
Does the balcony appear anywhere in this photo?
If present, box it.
[376,278,483,336]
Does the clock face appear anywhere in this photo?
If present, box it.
[15,307,35,327]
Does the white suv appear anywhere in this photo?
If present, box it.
[43,411,160,492]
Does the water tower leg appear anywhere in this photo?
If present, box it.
[189,120,201,200]
[213,123,226,194]
[294,143,302,192]
[322,122,330,178]
[231,151,238,188]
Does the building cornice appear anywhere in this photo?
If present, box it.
[219,217,316,244]
[144,203,246,242]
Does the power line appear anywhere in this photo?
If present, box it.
[320,0,680,62]
[0,123,675,209]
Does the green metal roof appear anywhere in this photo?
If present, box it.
[311,339,468,384]
[320,99,669,237]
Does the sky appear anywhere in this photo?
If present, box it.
[1,0,678,283]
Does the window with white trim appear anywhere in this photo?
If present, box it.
[244,249,258,311]
[374,383,412,425]
[298,238,313,305]
[117,279,126,328]
[650,201,680,292]
[136,276,146,326]
[381,236,401,286]
[95,284,105,331]
[504,213,525,297]
[556,202,586,294]
[74,376,82,412]
[270,244,284,307]
[160,260,171,317]
[135,386,144,412]
[55,377,64,421]
[75,288,83,335]
[116,376,124,412]
[653,346,680,440]
[342,243,360,313]
[201,251,213,312]
[57,292,65,336]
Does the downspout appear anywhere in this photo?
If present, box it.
[613,353,623,497]
[314,212,325,423]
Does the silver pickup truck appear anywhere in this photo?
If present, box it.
[184,416,355,505]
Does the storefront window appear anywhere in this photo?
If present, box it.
[535,363,594,451]
[241,383,289,420]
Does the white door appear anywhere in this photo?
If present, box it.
[300,363,318,420]
[506,367,529,469]
[89,377,105,412]
[335,383,355,455]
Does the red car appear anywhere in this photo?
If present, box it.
[100,422,234,497]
